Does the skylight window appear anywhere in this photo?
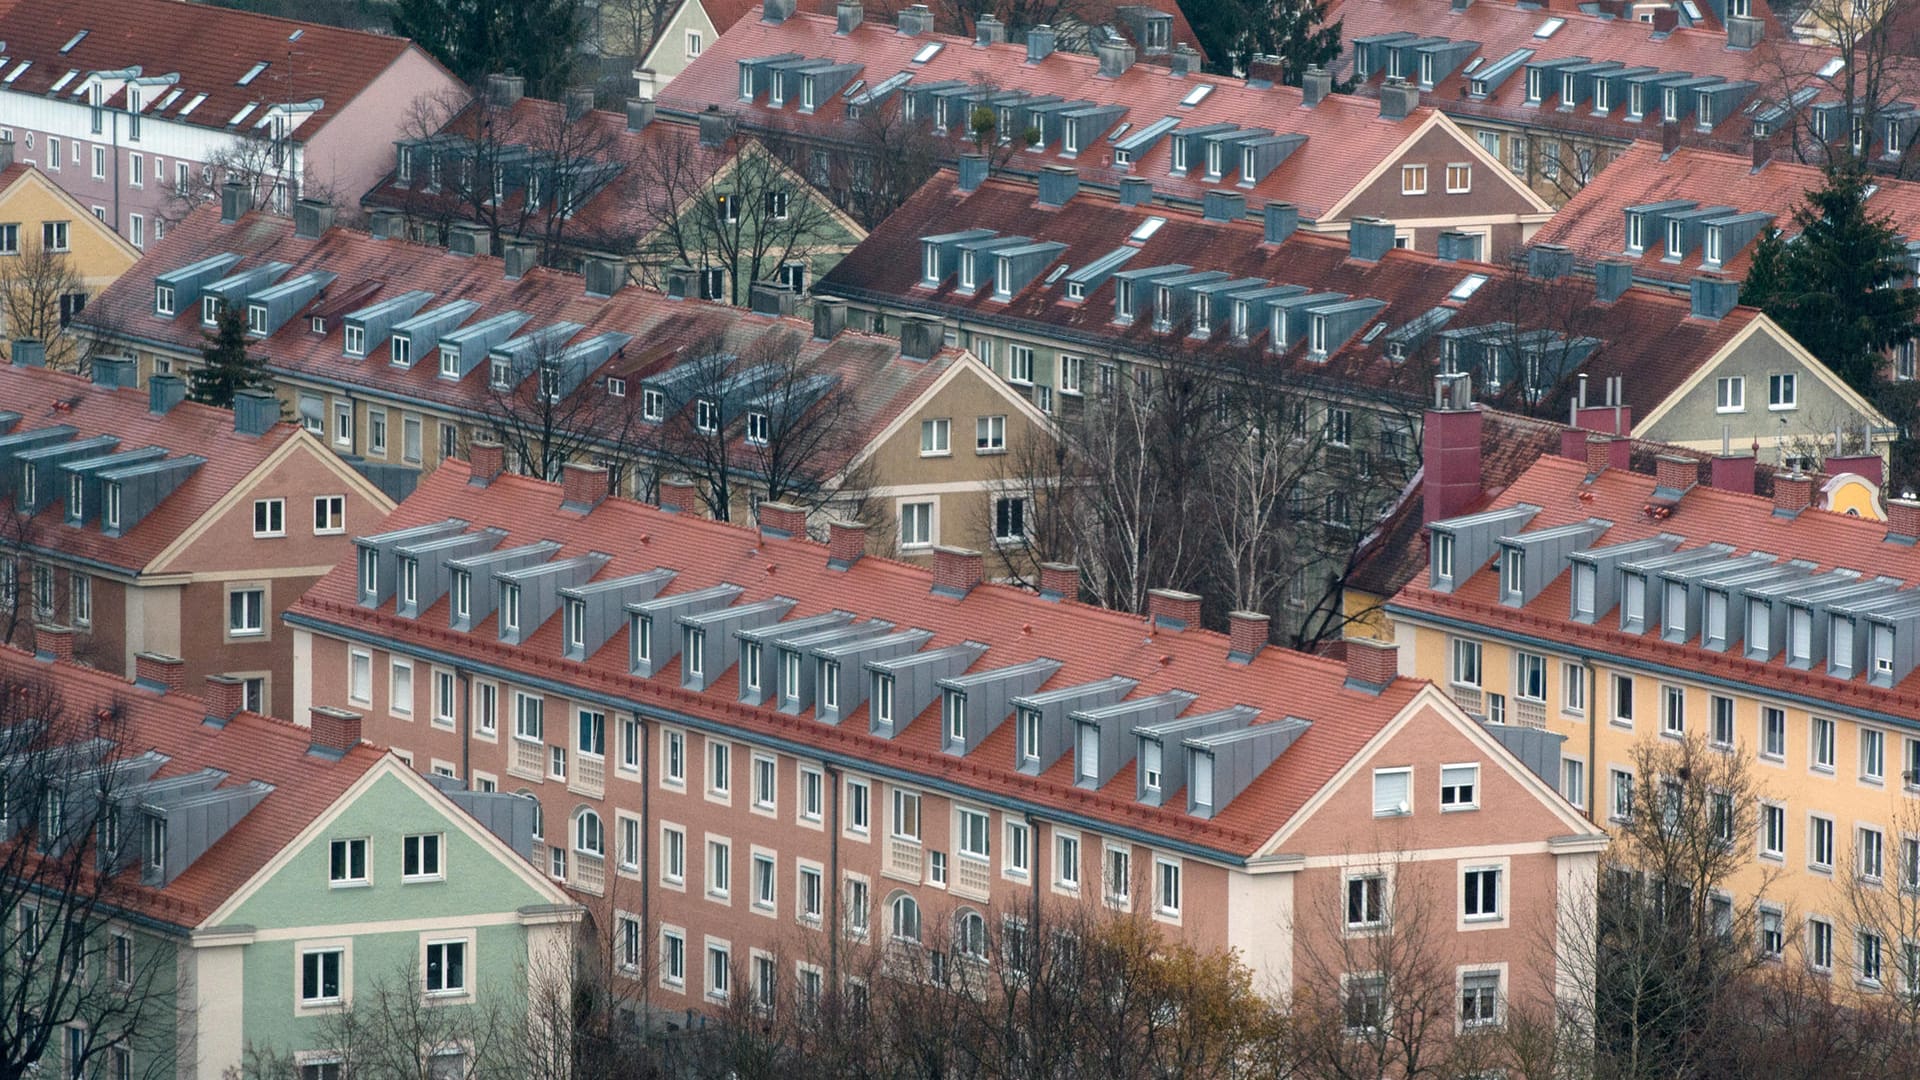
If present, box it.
[1361,322,1386,343]
[1533,17,1566,38]
[49,70,76,93]
[60,31,88,54]
[4,61,31,84]
[237,62,268,86]
[1464,56,1484,74]
[1107,122,1131,141]
[1680,0,1703,20]
[1180,83,1213,107]
[842,79,865,98]
[230,102,258,126]
[159,89,181,110]
[912,42,943,63]
[1129,216,1167,243]
[288,29,305,42]
[1045,264,1069,285]
[1448,273,1489,301]
[178,92,207,116]
[1818,57,1846,78]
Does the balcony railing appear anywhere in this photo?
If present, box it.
[1449,685,1484,716]
[886,838,923,882]
[574,851,606,897]
[509,738,544,782]
[1514,697,1547,730]
[953,855,991,902]
[571,754,606,799]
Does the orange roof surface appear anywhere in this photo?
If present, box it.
[1530,140,1920,284]
[1391,452,1920,717]
[287,461,1426,858]
[0,645,384,926]
[655,8,1459,219]
[0,0,431,140]
[0,364,298,573]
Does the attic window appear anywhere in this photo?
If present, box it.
[1680,0,1703,19]
[60,31,88,54]
[912,42,943,63]
[230,103,258,126]
[4,61,30,84]
[1464,56,1484,74]
[1179,83,1213,107]
[49,70,77,93]
[1818,57,1845,78]
[1044,263,1069,285]
[1448,273,1488,301]
[1533,17,1565,38]
[238,62,269,86]
[1129,216,1166,243]
[178,93,206,116]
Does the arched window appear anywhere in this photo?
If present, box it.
[574,809,604,856]
[954,909,987,960]
[517,790,543,839]
[890,893,921,944]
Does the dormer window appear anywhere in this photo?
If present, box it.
[1309,314,1329,357]
[345,324,366,357]
[1066,281,1086,301]
[738,64,754,100]
[800,75,816,111]
[820,660,841,710]
[103,483,120,530]
[500,584,521,633]
[142,813,166,882]
[960,250,978,291]
[994,256,1013,300]
[489,358,512,390]
[439,345,459,377]
[155,284,174,316]
[1662,88,1680,120]
[746,411,770,445]
[1115,279,1135,321]
[452,570,470,621]
[1704,226,1723,266]
[695,399,720,434]
[1572,563,1597,620]
[1193,294,1212,336]
[1561,73,1577,106]
[539,364,563,403]
[643,389,665,421]
[565,599,585,650]
[246,304,268,336]
[634,615,653,664]
[1526,69,1544,103]
[1232,300,1250,339]
[1594,79,1611,113]
[392,335,413,368]
[943,689,966,745]
[686,628,706,678]
[400,557,418,606]
[1171,137,1188,173]
[1419,53,1435,87]
[359,547,378,596]
[1063,119,1080,155]
[1626,213,1645,253]
[398,146,414,185]
[67,474,83,521]
[1205,141,1223,178]
[1153,285,1173,331]
[1665,220,1684,259]
[921,243,940,285]
[1435,532,1455,580]
[871,672,894,726]
[202,297,222,326]
[20,465,34,507]
[1502,547,1524,599]
[770,71,786,107]
[1628,84,1646,120]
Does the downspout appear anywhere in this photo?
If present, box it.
[458,668,471,783]
[827,763,842,985]
[112,108,122,239]
[1586,663,1597,822]
[639,714,652,1014]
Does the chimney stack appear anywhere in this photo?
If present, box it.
[220,180,253,223]
[149,373,187,414]
[957,153,989,192]
[9,339,44,367]
[467,440,505,486]
[827,518,868,568]
[1344,639,1399,693]
[1301,65,1332,107]
[1263,201,1299,245]
[933,546,984,596]
[1039,562,1080,601]
[134,652,185,694]
[812,298,848,340]
[836,0,863,34]
[485,73,525,108]
[1037,165,1079,207]
[309,706,364,754]
[749,284,797,318]
[502,239,540,281]
[896,4,933,35]
[1026,25,1057,62]
[1710,450,1756,494]
[203,675,246,725]
[1227,611,1270,663]
[1728,14,1763,49]
[1203,190,1247,222]
[1752,129,1774,170]
[658,475,698,513]
[1095,39,1137,79]
[1661,120,1682,158]
[560,461,609,512]
[91,356,137,389]
[565,88,595,121]
[1379,77,1420,121]
[1119,177,1153,205]
[1585,435,1617,478]
[1246,55,1285,88]
[232,389,279,436]
[698,105,736,148]
[293,198,335,239]
[626,98,656,131]
[762,0,796,23]
[1595,259,1633,303]
[1527,244,1574,280]
[1654,454,1699,494]
[1169,43,1200,77]
[1146,588,1201,630]
[34,625,74,664]
[900,317,939,361]
[1348,217,1396,262]
[1689,277,1740,321]
[975,14,1005,45]
[1423,372,1483,524]
[1887,498,1920,542]
[1773,472,1813,516]
[757,501,808,539]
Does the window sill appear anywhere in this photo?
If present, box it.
[1714,406,1746,415]
[974,447,1007,456]
[328,880,371,890]
[919,450,952,459]
[401,876,445,885]
[1768,404,1798,412]
[1440,805,1480,813]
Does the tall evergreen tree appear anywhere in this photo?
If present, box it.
[1191,0,1347,85]
[1741,161,1920,393]
[189,304,274,408]
[392,0,583,99]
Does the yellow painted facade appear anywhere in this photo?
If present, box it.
[1390,607,1920,983]
[0,164,140,364]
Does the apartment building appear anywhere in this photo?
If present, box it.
[653,0,1552,246]
[72,193,1050,559]
[284,454,1605,1026]
[1328,0,1920,202]
[0,360,392,717]
[0,152,140,365]
[1387,444,1920,985]
[360,76,866,299]
[0,643,579,1080]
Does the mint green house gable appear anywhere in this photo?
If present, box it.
[184,757,580,1078]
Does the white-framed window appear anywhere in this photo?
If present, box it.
[706,837,731,898]
[1862,727,1887,782]
[1462,865,1502,922]
[228,587,265,637]
[661,927,686,989]
[475,682,497,737]
[1561,758,1586,808]
[1346,871,1387,929]
[1760,706,1786,760]
[1809,916,1834,971]
[1716,376,1745,413]
[312,495,345,534]
[662,728,686,787]
[800,767,824,824]
[432,670,455,727]
[1440,764,1479,810]
[1761,802,1786,859]
[753,853,776,910]
[252,498,286,537]
[920,417,951,455]
[1812,716,1837,770]
[1445,163,1471,193]
[513,692,544,743]
[299,947,345,1006]
[1613,674,1635,726]
[892,788,921,842]
[1401,164,1428,195]
[1008,345,1034,384]
[402,833,443,881]
[1859,826,1886,882]
[1661,684,1685,736]
[348,650,371,705]
[1373,767,1411,816]
[329,838,368,886]
[661,824,686,886]
[708,740,732,799]
[686,29,703,57]
[1460,968,1502,1029]
[424,939,467,995]
[1769,372,1797,410]
[845,778,870,837]
[1610,768,1635,822]
[1450,638,1482,687]
[899,501,933,549]
[752,754,777,812]
[975,414,1006,452]
[1515,652,1547,702]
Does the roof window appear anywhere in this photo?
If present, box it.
[178,93,207,116]
[238,62,268,86]
[4,61,30,84]
[912,42,943,63]
[1818,57,1845,78]
[230,102,258,126]
[1180,83,1213,107]
[1680,0,1703,18]
[60,31,88,54]
[49,70,76,93]
[1533,17,1565,38]
[1448,273,1488,301]
[1129,216,1166,243]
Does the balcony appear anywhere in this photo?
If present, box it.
[571,753,606,799]
[1449,685,1484,716]
[886,838,923,882]
[1514,697,1547,730]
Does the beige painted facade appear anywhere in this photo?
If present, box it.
[0,163,140,363]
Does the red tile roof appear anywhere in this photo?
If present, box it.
[834,0,1209,61]
[1530,140,1920,284]
[0,364,298,573]
[287,460,1427,858]
[1329,0,1920,150]
[1390,452,1920,715]
[78,205,937,478]
[0,645,385,926]
[0,0,433,140]
[654,8,1482,220]
[820,169,1755,415]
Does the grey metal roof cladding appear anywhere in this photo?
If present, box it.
[97,455,205,538]
[766,617,887,714]
[153,253,242,315]
[1479,723,1564,791]
[98,766,225,875]
[1268,292,1347,350]
[1429,503,1542,593]
[497,552,612,646]
[1696,80,1756,127]
[19,434,119,514]
[61,446,168,526]
[140,780,273,889]
[1071,690,1197,790]
[938,658,1062,757]
[813,628,934,726]
[1134,705,1258,807]
[343,290,433,358]
[424,773,539,854]
[1497,519,1608,607]
[868,641,989,739]
[436,310,532,379]
[1736,569,1864,663]
[489,321,586,374]
[738,52,805,98]
[736,610,853,707]
[628,582,744,677]
[1062,246,1137,294]
[679,596,798,693]
[1827,591,1917,680]
[1661,204,1737,259]
[993,241,1069,297]
[0,425,79,499]
[1113,115,1178,156]
[201,261,291,311]
[1568,535,1682,623]
[1777,575,1900,670]
[1238,133,1307,186]
[392,300,484,368]
[920,228,998,284]
[355,518,468,608]
[1862,593,1920,688]
[394,527,507,620]
[1656,551,1778,645]
[1469,48,1535,96]
[247,270,337,337]
[1012,676,1138,776]
[1697,561,1814,653]
[562,568,678,662]
[443,540,564,625]
[1186,717,1309,819]
[1616,544,1734,634]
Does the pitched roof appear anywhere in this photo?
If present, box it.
[78,205,935,479]
[819,168,1757,415]
[654,8,1473,220]
[1390,451,1920,717]
[835,0,1209,61]
[0,645,386,926]
[287,460,1428,858]
[0,364,298,573]
[1329,0,1920,151]
[1529,140,1920,284]
[0,0,429,140]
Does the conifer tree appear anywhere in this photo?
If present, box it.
[188,303,274,408]
[392,0,584,100]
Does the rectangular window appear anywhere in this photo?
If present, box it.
[975,415,1006,451]
[1769,373,1797,409]
[228,588,265,636]
[1716,376,1745,412]
[1661,685,1685,736]
[1461,970,1501,1028]
[899,502,933,548]
[1762,802,1786,859]
[1006,820,1030,878]
[1561,758,1586,808]
[1446,163,1471,193]
[1347,873,1386,928]
[663,729,686,786]
[1708,695,1735,748]
[1401,164,1428,195]
[892,789,921,841]
[513,692,543,742]
[846,779,870,835]
[1515,652,1546,702]
[1811,814,1835,870]
[1859,827,1885,881]
[706,839,730,896]
[1862,728,1886,782]
[1613,674,1635,725]
[329,838,368,885]
[1813,717,1837,770]
[1610,768,1635,822]
[1810,917,1833,970]
[1761,707,1786,759]
[662,929,685,987]
[424,940,466,995]
[1440,764,1479,810]
[799,865,823,922]
[753,854,776,909]
[1463,867,1501,920]
[709,741,731,797]
[1451,638,1482,687]
[1373,767,1411,816]
[662,826,685,886]
[252,498,285,537]
[753,755,776,811]
[402,833,443,880]
[1105,847,1132,905]
[1155,858,1182,917]
[800,768,824,823]
[920,418,951,455]
[300,949,343,1005]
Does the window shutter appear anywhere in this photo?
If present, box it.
[1372,769,1409,815]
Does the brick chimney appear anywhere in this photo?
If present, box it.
[758,501,808,539]
[1773,473,1813,516]
[1887,498,1920,542]
[1586,435,1617,477]
[1227,611,1270,663]
[1661,120,1681,158]
[1147,588,1201,630]
[1752,131,1774,171]
[1825,451,1885,488]
[33,624,73,664]
[309,706,364,754]
[933,547,984,596]
[1039,562,1080,602]
[827,518,868,568]
[560,462,609,512]
[468,441,505,486]
[203,675,246,724]
[1344,638,1399,693]
[1423,372,1483,524]
[134,652,185,693]
[658,475,698,513]
[1654,454,1698,493]
[1709,452,1755,494]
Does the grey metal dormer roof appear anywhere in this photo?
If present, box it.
[869,641,989,738]
[61,446,167,527]
[813,628,933,726]
[628,583,744,677]
[1495,519,1608,608]
[354,518,468,609]
[496,552,612,645]
[1010,675,1136,776]
[765,618,890,714]
[1568,535,1680,624]
[1430,503,1542,593]
[1772,574,1898,670]
[394,527,507,620]
[444,539,560,628]
[1186,716,1309,819]
[562,569,676,662]
[735,610,854,708]
[392,300,484,368]
[1071,689,1196,790]
[938,657,1062,757]
[1134,705,1257,808]
[436,310,531,380]
[679,596,797,693]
